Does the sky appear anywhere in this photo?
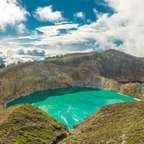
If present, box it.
[0,0,144,65]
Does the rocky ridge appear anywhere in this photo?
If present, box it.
[0,49,143,106]
[61,102,144,144]
[0,49,143,144]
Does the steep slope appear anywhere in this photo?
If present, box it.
[100,50,144,82]
[0,50,143,144]
[61,102,144,144]
[0,105,67,144]
[0,49,143,106]
[46,49,144,82]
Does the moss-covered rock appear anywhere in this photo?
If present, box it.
[120,83,144,100]
[62,102,144,144]
[0,105,67,144]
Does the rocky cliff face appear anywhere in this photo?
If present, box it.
[99,50,144,83]
[46,49,144,83]
[0,49,143,105]
[120,83,144,100]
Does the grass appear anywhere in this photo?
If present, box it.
[0,104,67,144]
[61,102,144,144]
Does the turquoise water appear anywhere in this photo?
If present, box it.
[6,87,136,130]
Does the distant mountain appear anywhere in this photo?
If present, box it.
[0,49,143,106]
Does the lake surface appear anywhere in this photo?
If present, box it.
[6,87,136,130]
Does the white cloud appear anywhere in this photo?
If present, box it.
[0,32,93,65]
[32,0,144,57]
[74,12,85,19]
[0,36,46,65]
[93,0,144,57]
[35,24,94,46]
[0,0,28,31]
[33,0,144,57]
[34,5,63,22]
[34,0,144,57]
[36,23,79,43]
[1,0,144,65]
[16,23,28,34]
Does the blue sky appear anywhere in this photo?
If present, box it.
[0,0,143,64]
[1,0,113,35]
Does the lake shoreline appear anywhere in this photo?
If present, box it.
[6,86,136,130]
